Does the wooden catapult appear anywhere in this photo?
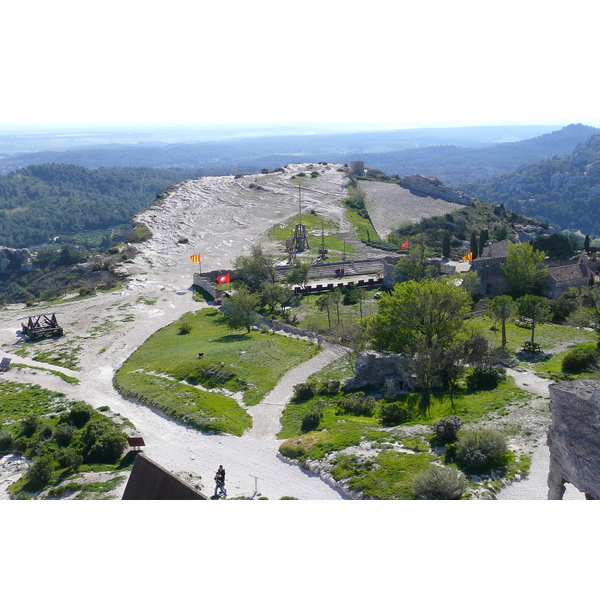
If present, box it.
[286,185,310,264]
[20,313,64,340]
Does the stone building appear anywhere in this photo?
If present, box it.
[471,239,511,297]
[541,261,595,299]
[547,379,600,500]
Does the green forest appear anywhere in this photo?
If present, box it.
[460,134,600,239]
[0,163,206,249]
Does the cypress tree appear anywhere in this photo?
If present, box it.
[470,231,479,260]
[442,232,451,258]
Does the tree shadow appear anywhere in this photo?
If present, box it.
[516,351,552,364]
[209,333,249,343]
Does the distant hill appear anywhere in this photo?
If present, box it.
[0,124,566,175]
[459,133,600,238]
[337,124,600,184]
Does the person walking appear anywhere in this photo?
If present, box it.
[214,465,226,496]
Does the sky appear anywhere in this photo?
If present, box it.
[2,0,598,129]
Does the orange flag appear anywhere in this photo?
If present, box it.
[190,254,201,263]
[462,252,473,261]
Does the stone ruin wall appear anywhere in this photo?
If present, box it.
[547,379,600,499]
[344,350,415,395]
[401,174,472,206]
[0,247,32,273]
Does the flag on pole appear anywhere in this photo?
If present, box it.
[190,254,201,263]
[399,240,409,249]
[216,273,231,284]
[462,252,473,261]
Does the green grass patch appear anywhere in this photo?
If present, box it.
[344,208,382,243]
[11,363,80,385]
[114,308,319,435]
[0,381,67,424]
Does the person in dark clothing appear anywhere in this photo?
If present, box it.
[214,465,226,496]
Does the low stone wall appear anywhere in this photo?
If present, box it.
[192,273,223,300]
[547,379,600,499]
[344,350,414,393]
[254,315,331,346]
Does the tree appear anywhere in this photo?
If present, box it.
[442,231,451,259]
[478,229,489,256]
[488,295,515,348]
[393,242,437,283]
[470,231,479,260]
[330,288,343,324]
[502,243,548,295]
[569,285,600,347]
[517,294,551,343]
[232,245,277,293]
[585,234,591,253]
[221,288,260,333]
[316,293,333,329]
[530,233,577,260]
[285,262,310,290]
[369,279,472,413]
[349,287,370,318]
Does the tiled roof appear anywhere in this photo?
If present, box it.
[546,263,594,283]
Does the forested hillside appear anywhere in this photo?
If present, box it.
[343,124,600,184]
[460,134,600,239]
[0,164,205,249]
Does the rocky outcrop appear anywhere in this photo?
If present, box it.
[344,350,414,394]
[547,379,600,500]
[400,174,473,206]
[0,247,32,273]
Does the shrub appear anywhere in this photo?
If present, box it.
[291,382,315,403]
[178,322,193,335]
[455,429,508,472]
[301,401,324,432]
[466,366,503,389]
[317,380,341,396]
[433,416,465,443]
[562,343,598,373]
[69,403,94,428]
[0,429,13,452]
[53,424,76,447]
[379,401,410,425]
[57,448,83,470]
[86,430,127,463]
[21,414,40,437]
[413,465,467,500]
[28,455,54,485]
[336,392,376,417]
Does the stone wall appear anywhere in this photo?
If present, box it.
[401,174,472,206]
[547,379,600,499]
[344,350,414,394]
[192,273,223,300]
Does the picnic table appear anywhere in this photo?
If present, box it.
[523,341,542,353]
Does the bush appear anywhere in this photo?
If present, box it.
[433,416,465,443]
[336,392,376,417]
[291,382,315,403]
[379,401,410,425]
[21,414,40,437]
[466,366,503,389]
[57,448,83,470]
[562,343,598,373]
[178,322,193,335]
[68,403,94,428]
[81,420,127,463]
[301,401,324,432]
[28,455,54,485]
[413,465,467,500]
[52,424,76,447]
[0,429,13,452]
[455,429,508,472]
[317,380,341,396]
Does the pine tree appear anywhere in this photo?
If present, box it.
[442,232,451,258]
[470,231,479,260]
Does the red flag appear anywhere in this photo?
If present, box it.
[216,273,231,284]
[399,240,409,249]
[190,254,201,263]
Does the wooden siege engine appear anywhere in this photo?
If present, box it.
[20,313,64,340]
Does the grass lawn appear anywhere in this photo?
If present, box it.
[0,381,68,424]
[113,308,320,435]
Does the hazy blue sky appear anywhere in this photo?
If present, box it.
[2,0,597,127]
